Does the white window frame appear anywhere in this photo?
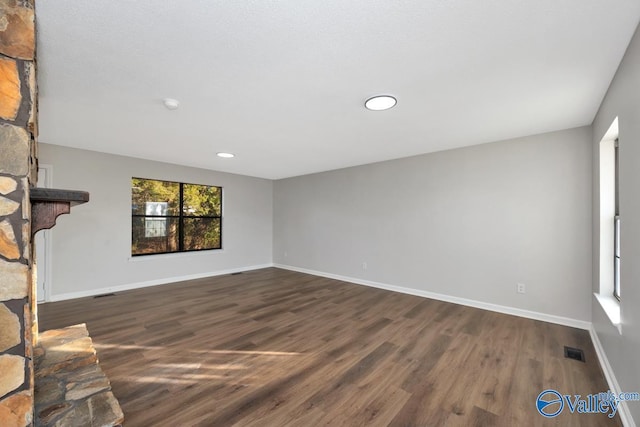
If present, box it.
[595,118,621,333]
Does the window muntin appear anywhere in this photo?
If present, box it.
[132,178,222,256]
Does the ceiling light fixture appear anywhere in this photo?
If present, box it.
[163,98,180,110]
[217,152,235,158]
[365,95,397,111]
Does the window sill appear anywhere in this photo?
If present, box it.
[594,293,622,334]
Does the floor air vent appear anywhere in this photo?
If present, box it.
[231,272,243,275]
[94,293,116,298]
[564,346,585,362]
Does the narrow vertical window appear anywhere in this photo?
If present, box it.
[596,118,620,327]
[613,139,620,300]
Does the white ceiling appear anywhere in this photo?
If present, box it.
[36,1,640,180]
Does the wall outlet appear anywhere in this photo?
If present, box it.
[362,262,368,270]
[517,283,526,294]
[284,251,288,258]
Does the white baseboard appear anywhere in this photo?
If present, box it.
[589,326,636,427]
[273,263,591,330]
[49,261,590,329]
[46,263,274,302]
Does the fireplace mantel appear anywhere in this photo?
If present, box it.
[30,187,90,236]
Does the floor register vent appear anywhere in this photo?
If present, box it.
[94,293,116,298]
[564,346,585,362]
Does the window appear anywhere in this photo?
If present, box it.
[596,118,621,330]
[131,178,222,255]
[613,139,620,300]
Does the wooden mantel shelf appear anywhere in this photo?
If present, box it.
[30,188,90,236]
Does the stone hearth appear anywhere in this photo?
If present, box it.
[34,324,123,427]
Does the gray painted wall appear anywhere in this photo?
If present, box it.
[274,127,593,322]
[38,143,273,299]
[592,23,640,424]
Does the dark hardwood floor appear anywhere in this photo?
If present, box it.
[38,268,620,426]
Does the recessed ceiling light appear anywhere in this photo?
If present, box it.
[163,98,180,110]
[365,95,397,111]
[217,152,235,158]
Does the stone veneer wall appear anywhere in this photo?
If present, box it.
[0,0,38,426]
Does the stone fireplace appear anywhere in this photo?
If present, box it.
[1,2,122,425]
[0,1,39,424]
